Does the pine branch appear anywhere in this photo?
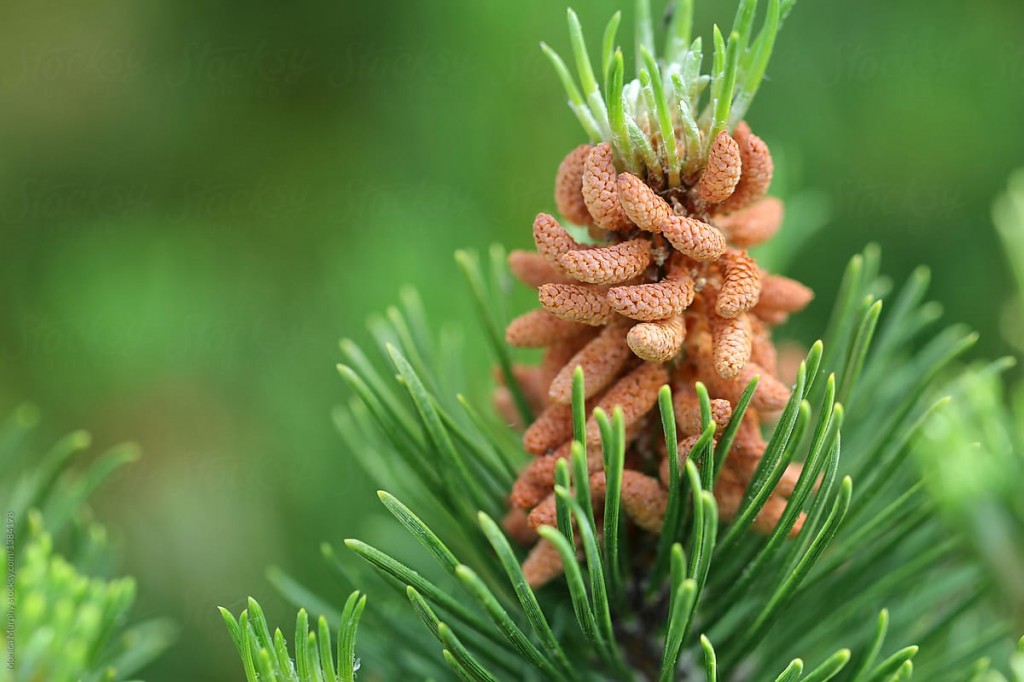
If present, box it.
[216,5,1024,682]
[259,245,1023,680]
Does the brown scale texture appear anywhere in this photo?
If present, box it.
[608,271,695,321]
[511,455,561,508]
[546,417,646,464]
[528,449,604,488]
[540,332,598,384]
[661,216,727,262]
[491,333,599,428]
[506,309,589,347]
[696,131,742,204]
[555,144,594,226]
[528,482,610,532]
[538,284,617,325]
[533,213,580,271]
[508,250,574,287]
[559,238,651,285]
[501,120,814,585]
[587,470,666,533]
[502,338,586,419]
[619,470,668,533]
[627,316,686,362]
[674,392,732,437]
[713,196,783,247]
[717,250,762,318]
[717,122,774,214]
[548,324,632,404]
[688,322,789,411]
[511,447,607,510]
[522,403,574,456]
[511,475,549,510]
[617,173,674,232]
[710,311,753,379]
[584,363,668,444]
[581,143,634,231]
[709,399,735,433]
[562,419,644,463]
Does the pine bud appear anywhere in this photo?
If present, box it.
[627,316,686,362]
[717,250,762,318]
[506,309,590,347]
[695,131,742,204]
[582,143,634,231]
[548,324,633,404]
[522,403,574,455]
[718,122,774,213]
[585,362,668,444]
[538,284,617,325]
[673,391,733,436]
[533,213,580,271]
[558,238,652,285]
[617,172,674,232]
[554,144,594,226]
[661,215,727,262]
[710,311,753,379]
[608,273,695,321]
[527,493,557,530]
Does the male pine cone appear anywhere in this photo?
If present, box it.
[498,123,814,588]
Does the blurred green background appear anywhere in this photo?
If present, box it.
[1,0,1022,679]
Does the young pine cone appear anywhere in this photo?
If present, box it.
[695,131,743,205]
[500,124,814,587]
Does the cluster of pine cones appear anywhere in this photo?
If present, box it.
[494,124,814,588]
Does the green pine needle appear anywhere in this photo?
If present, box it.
[219,595,366,682]
[543,0,794,178]
[665,0,695,64]
[306,242,1024,680]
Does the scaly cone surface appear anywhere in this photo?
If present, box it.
[498,123,813,587]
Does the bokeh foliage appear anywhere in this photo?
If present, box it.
[1,1,1023,679]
